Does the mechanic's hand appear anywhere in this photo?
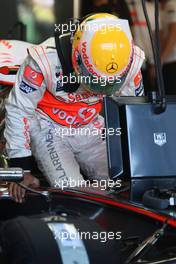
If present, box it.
[9,174,40,203]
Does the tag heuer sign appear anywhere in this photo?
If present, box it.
[154,133,167,146]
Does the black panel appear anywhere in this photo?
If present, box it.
[124,103,176,177]
[104,97,123,179]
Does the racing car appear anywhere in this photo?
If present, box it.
[1,175,176,263]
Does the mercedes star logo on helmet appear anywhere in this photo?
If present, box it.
[106,62,118,73]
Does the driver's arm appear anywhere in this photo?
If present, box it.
[4,55,46,169]
[4,55,46,202]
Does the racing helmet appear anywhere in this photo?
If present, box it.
[72,13,134,95]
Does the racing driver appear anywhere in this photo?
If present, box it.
[4,13,145,202]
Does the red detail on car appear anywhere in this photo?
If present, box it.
[0,39,12,49]
[0,66,10,75]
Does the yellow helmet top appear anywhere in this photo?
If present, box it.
[72,13,133,94]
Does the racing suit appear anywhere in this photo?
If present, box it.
[4,37,145,187]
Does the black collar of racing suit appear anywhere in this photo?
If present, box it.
[54,32,80,93]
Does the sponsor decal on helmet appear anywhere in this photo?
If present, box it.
[106,62,118,74]
[24,65,44,86]
[81,42,100,78]
[19,81,37,94]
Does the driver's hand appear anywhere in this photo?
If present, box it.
[9,174,40,203]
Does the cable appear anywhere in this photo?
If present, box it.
[141,0,166,113]
[154,0,166,101]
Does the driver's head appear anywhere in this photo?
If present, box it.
[72,13,133,95]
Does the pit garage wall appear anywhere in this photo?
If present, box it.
[0,0,81,41]
[55,0,81,25]
[0,0,18,39]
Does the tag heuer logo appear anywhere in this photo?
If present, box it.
[154,133,167,146]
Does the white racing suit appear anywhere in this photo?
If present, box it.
[4,37,145,187]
